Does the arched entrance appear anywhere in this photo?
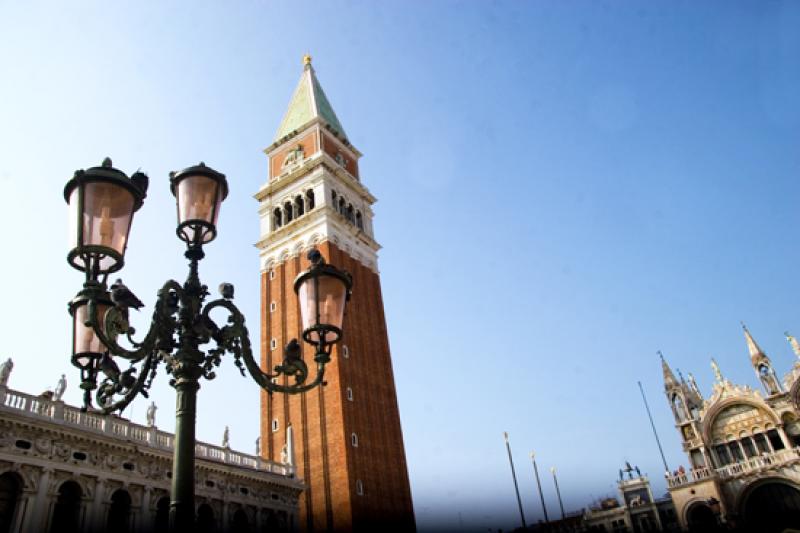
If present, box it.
[50,481,82,533]
[153,496,169,533]
[742,481,800,533]
[107,489,132,533]
[686,502,719,532]
[0,473,21,533]
[197,503,215,533]
[232,508,249,533]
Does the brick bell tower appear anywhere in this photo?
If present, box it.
[255,55,415,532]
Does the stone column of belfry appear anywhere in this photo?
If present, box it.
[255,56,415,532]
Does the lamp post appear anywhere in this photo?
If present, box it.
[503,432,527,529]
[64,158,352,532]
[530,451,549,523]
[550,467,565,520]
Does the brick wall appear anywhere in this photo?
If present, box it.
[260,241,415,532]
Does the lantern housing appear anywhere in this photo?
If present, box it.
[64,158,147,276]
[294,249,352,347]
[169,163,228,245]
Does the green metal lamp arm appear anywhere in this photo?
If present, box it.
[86,280,182,362]
[201,298,330,395]
[95,351,160,413]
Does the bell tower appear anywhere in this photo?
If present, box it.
[255,56,415,532]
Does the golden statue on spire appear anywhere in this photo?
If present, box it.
[303,53,312,67]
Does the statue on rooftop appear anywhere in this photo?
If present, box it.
[53,374,67,401]
[222,426,230,448]
[146,401,157,427]
[255,437,261,456]
[0,358,13,387]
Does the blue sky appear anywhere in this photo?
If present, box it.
[1,1,799,531]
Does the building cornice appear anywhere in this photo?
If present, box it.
[254,153,375,205]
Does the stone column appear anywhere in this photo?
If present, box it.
[736,441,747,462]
[21,467,52,532]
[778,426,793,450]
[700,446,714,472]
[89,478,107,533]
[138,486,152,533]
[765,433,776,454]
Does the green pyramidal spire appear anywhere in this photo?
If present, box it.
[274,55,348,143]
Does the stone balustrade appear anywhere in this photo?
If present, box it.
[667,448,800,488]
[0,385,293,477]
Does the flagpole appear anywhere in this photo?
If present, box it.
[638,380,670,474]
[503,432,527,529]
[551,467,565,520]
[530,451,549,523]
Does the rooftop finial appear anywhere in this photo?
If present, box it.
[303,53,312,68]
[711,357,724,383]
[786,332,800,359]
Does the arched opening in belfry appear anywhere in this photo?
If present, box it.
[153,496,169,533]
[231,508,250,532]
[686,502,717,532]
[273,208,283,229]
[283,202,293,223]
[306,189,315,210]
[356,210,363,230]
[196,503,216,533]
[742,480,800,533]
[49,481,82,533]
[338,197,346,215]
[106,489,132,533]
[294,195,304,217]
[0,472,21,533]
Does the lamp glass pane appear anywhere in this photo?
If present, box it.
[73,303,111,356]
[176,175,222,243]
[68,187,80,251]
[80,182,134,269]
[298,274,346,343]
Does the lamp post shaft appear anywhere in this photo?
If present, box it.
[504,434,527,529]
[532,456,549,523]
[170,376,199,531]
[552,470,565,520]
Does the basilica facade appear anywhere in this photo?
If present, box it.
[662,326,800,532]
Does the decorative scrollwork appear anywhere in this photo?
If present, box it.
[201,298,324,394]
[78,248,336,414]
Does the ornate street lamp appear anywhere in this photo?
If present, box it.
[64,158,351,532]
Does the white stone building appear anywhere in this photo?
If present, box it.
[0,381,301,532]
[663,325,800,532]
[583,467,678,533]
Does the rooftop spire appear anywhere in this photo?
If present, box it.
[659,351,678,389]
[274,57,348,143]
[711,357,724,384]
[786,332,800,359]
[742,322,767,364]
